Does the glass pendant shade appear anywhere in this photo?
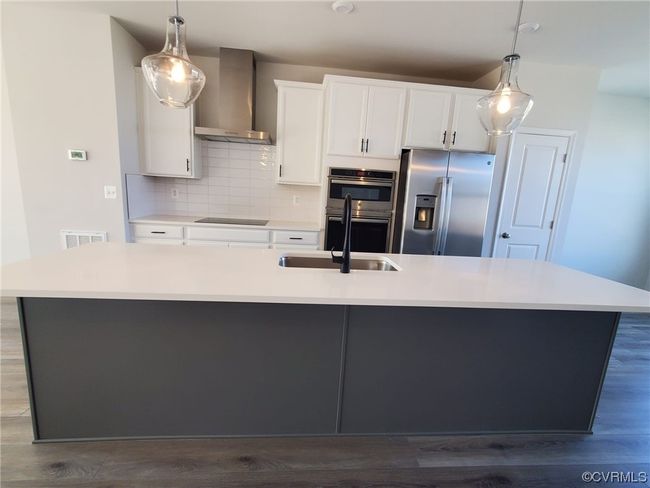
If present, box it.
[477,54,534,136]
[141,16,205,108]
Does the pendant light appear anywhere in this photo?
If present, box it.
[141,0,206,108]
[476,0,534,136]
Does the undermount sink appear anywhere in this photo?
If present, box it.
[278,255,399,271]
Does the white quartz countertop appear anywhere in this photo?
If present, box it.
[130,215,321,231]
[2,243,649,312]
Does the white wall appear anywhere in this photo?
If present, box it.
[109,18,146,241]
[190,55,472,141]
[2,4,127,257]
[559,94,650,289]
[1,59,31,265]
[475,61,602,260]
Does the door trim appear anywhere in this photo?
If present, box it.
[492,127,577,261]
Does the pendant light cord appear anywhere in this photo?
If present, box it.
[175,0,180,17]
[510,0,524,54]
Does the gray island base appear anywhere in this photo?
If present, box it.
[18,298,618,442]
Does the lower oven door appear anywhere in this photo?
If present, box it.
[325,216,391,253]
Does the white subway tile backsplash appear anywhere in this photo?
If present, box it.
[131,141,321,222]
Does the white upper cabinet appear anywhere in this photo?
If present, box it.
[275,80,323,185]
[403,89,452,150]
[364,86,407,158]
[404,89,491,153]
[325,80,406,159]
[449,93,491,152]
[325,82,368,157]
[135,68,201,178]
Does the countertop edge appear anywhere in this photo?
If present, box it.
[3,290,648,313]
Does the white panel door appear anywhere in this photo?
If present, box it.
[275,82,323,184]
[364,85,407,159]
[403,89,452,149]
[450,94,491,152]
[136,69,195,178]
[494,132,569,260]
[325,82,368,157]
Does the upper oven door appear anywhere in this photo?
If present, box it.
[327,178,394,214]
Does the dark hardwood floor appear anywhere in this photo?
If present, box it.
[1,297,648,487]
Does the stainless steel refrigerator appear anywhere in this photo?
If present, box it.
[392,149,495,256]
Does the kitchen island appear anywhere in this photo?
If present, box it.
[2,243,649,442]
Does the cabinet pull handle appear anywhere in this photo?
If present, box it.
[151,231,166,234]
[442,130,447,144]
[279,164,282,178]
[289,237,303,240]
[364,139,369,153]
[186,159,190,172]
[452,131,457,145]
[360,138,364,153]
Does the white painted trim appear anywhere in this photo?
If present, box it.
[491,127,577,262]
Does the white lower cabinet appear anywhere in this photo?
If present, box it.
[132,223,320,250]
[133,224,184,240]
[185,226,270,243]
[272,230,319,246]
[272,244,319,250]
[229,242,270,249]
[134,237,184,246]
[185,240,229,248]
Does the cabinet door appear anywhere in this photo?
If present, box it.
[325,83,368,157]
[136,69,198,178]
[229,242,269,249]
[450,94,491,152]
[364,85,407,159]
[276,83,323,185]
[134,238,184,245]
[403,89,452,149]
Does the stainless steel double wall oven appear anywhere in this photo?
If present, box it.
[325,168,396,253]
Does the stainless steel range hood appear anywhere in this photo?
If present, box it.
[194,48,271,145]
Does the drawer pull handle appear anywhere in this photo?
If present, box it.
[289,237,303,240]
[150,231,166,234]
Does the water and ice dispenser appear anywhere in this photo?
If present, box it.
[413,195,435,230]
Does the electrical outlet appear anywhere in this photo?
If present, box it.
[292,195,300,206]
[103,185,117,200]
[171,188,179,200]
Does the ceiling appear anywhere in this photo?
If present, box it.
[11,1,650,96]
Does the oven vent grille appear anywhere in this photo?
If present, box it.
[60,230,107,250]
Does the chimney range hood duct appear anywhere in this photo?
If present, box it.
[195,48,271,145]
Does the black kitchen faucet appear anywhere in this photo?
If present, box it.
[331,193,351,273]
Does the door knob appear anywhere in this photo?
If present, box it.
[501,232,511,239]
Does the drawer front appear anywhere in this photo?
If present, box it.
[229,242,269,249]
[185,240,229,248]
[134,237,183,246]
[272,230,319,246]
[185,226,270,243]
[133,224,183,239]
[272,244,319,250]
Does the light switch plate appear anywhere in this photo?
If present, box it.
[171,188,179,200]
[68,149,87,161]
[104,185,117,200]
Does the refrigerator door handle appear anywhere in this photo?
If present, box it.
[432,177,448,255]
[438,177,453,255]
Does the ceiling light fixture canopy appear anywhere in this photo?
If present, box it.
[477,0,534,136]
[141,0,205,108]
[331,0,355,14]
